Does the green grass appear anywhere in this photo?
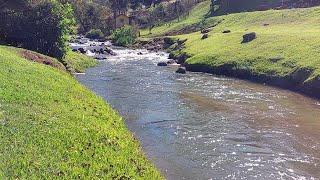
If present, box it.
[64,51,97,73]
[0,45,162,179]
[140,0,211,37]
[142,0,320,82]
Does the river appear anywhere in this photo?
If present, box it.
[76,48,320,180]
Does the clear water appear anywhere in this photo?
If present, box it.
[76,48,320,180]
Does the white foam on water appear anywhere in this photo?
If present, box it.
[106,48,168,63]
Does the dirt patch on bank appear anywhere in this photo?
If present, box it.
[20,50,66,71]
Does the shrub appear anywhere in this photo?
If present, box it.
[0,1,75,60]
[85,29,104,39]
[111,26,137,46]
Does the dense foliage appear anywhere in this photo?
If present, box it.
[65,0,113,35]
[0,1,75,59]
[111,26,137,46]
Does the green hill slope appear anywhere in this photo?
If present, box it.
[140,0,211,37]
[0,45,162,179]
[142,1,320,97]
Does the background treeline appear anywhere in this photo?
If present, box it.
[0,0,205,59]
[65,0,205,33]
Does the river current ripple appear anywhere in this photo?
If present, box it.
[76,48,320,180]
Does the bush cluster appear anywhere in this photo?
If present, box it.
[111,26,137,46]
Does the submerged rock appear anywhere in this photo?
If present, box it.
[176,67,186,74]
[157,62,168,66]
[242,32,256,43]
[94,54,107,60]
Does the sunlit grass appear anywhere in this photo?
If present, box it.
[64,51,98,73]
[142,1,320,81]
[140,0,211,37]
[0,45,162,179]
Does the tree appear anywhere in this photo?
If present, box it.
[174,0,185,21]
[0,1,76,59]
[110,0,129,13]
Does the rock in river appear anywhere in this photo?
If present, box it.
[176,67,186,74]
[157,62,168,66]
[105,48,117,56]
[167,59,176,64]
[78,48,86,54]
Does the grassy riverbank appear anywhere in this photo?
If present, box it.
[64,51,97,73]
[0,45,162,179]
[142,0,320,97]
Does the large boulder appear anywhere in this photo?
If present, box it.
[176,67,186,74]
[176,53,189,64]
[242,32,256,43]
[168,52,190,64]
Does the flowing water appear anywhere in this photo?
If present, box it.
[76,48,320,180]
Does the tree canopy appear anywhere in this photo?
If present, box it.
[0,0,75,59]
